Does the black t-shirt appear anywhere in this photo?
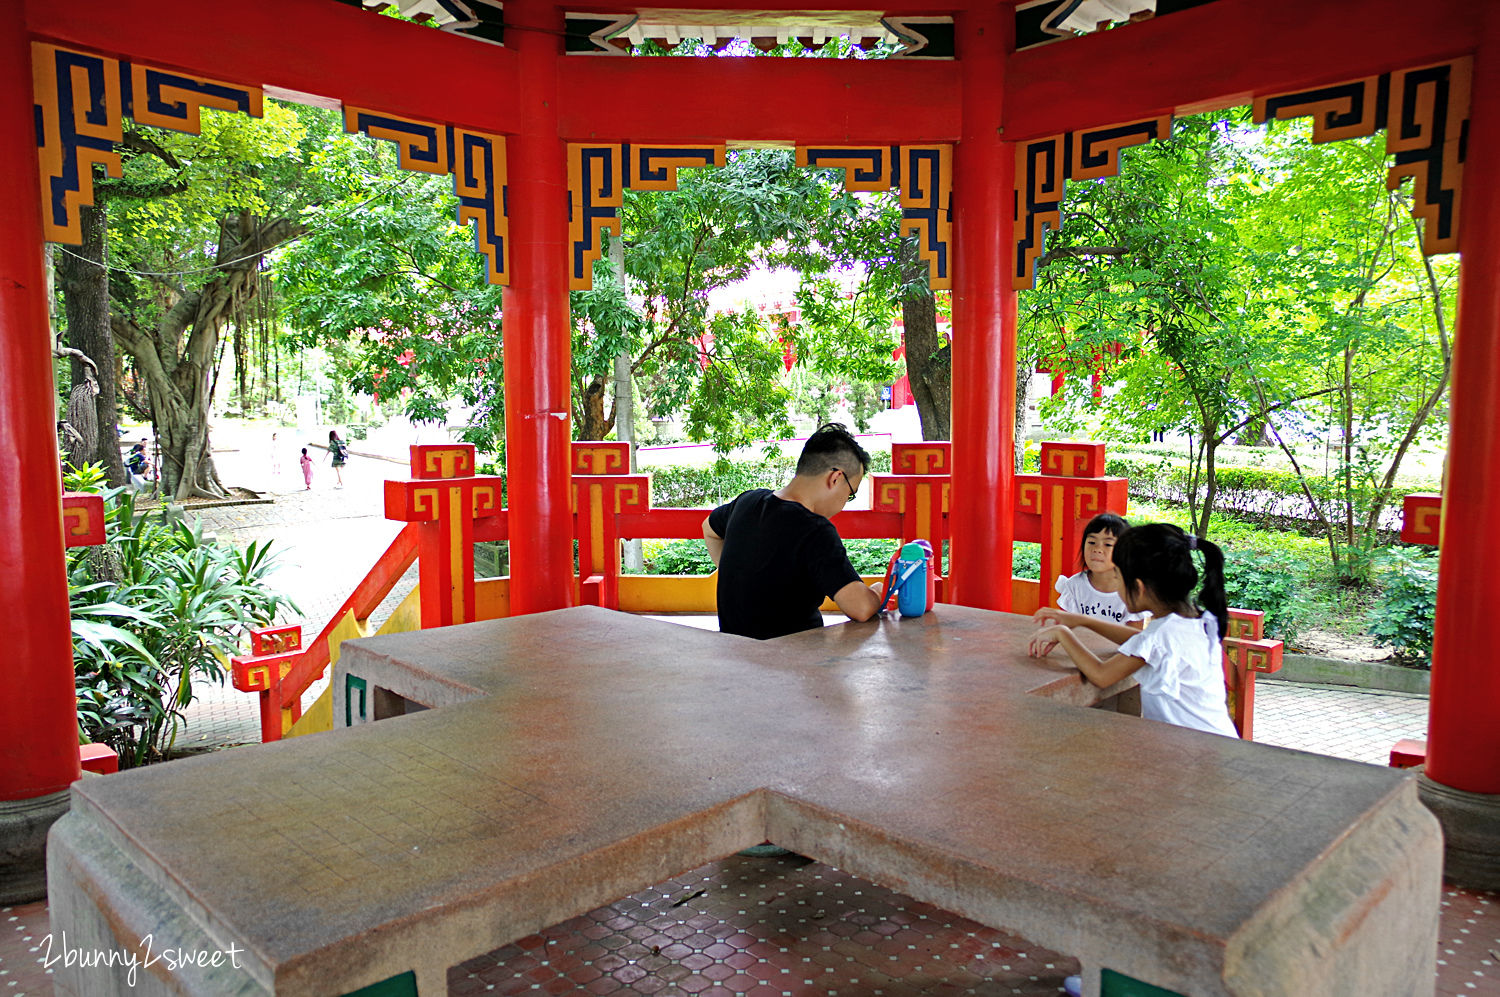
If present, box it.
[708,488,862,640]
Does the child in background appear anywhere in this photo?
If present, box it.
[328,430,348,488]
[1028,522,1238,739]
[300,447,313,490]
[1035,512,1148,646]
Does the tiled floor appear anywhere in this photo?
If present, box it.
[451,855,1076,997]
[5,859,1495,996]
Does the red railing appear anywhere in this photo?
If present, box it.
[232,524,419,742]
[231,439,1281,743]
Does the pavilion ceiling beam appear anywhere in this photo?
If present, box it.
[556,58,959,142]
[22,0,522,134]
[1004,0,1479,141]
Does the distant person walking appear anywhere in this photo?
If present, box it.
[300,447,313,490]
[328,430,348,488]
[270,432,282,477]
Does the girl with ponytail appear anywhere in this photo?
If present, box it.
[1028,523,1237,737]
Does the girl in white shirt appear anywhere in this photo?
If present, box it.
[1043,512,1149,643]
[1028,523,1237,738]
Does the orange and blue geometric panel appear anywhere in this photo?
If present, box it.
[568,143,726,290]
[798,145,952,291]
[1254,58,1470,255]
[33,43,261,245]
[1014,117,1170,290]
[345,107,508,284]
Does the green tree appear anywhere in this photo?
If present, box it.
[1022,110,1452,564]
[275,122,507,452]
[574,149,901,452]
[96,102,315,499]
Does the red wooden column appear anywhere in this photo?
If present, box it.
[503,0,574,614]
[0,6,81,903]
[1420,9,1500,888]
[948,3,1015,610]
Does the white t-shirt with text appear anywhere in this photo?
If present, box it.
[1117,612,1238,737]
[1054,572,1148,625]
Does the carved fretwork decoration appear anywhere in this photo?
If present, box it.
[567,144,727,290]
[331,0,506,46]
[33,43,264,244]
[345,108,509,284]
[1254,58,1471,256]
[563,13,952,57]
[1012,116,1171,291]
[797,145,953,290]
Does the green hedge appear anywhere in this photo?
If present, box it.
[646,450,892,509]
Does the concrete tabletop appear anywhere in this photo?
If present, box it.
[49,605,1439,997]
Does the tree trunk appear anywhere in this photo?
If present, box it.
[112,214,301,501]
[56,197,128,485]
[1013,361,1031,472]
[578,374,610,440]
[233,319,248,411]
[899,241,951,441]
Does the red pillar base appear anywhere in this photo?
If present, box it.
[1418,775,1500,889]
[0,789,70,903]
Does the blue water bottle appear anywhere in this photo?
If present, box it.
[894,541,929,618]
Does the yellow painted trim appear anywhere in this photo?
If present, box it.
[286,687,331,738]
[1011,577,1041,615]
[378,584,423,636]
[476,577,511,620]
[447,485,465,623]
[618,573,718,613]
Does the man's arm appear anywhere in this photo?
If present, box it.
[833,578,883,622]
[702,517,724,567]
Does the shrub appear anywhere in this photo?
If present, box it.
[1367,549,1438,666]
[642,538,717,575]
[66,465,297,766]
[1012,542,1041,581]
[645,450,892,509]
[1220,547,1308,642]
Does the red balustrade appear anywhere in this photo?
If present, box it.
[1014,442,1128,607]
[241,438,1276,743]
[386,444,506,628]
[1402,493,1443,546]
[62,492,119,773]
[1223,609,1284,740]
[246,524,419,742]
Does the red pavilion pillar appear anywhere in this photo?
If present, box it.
[1419,9,1500,888]
[948,3,1015,610]
[0,5,82,902]
[502,0,574,614]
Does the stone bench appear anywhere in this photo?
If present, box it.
[48,605,1439,996]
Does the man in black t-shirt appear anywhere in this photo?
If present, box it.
[703,424,883,640]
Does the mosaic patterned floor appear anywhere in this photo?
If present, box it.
[451,855,1075,996]
[4,858,1497,995]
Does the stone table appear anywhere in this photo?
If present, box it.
[48,605,1440,997]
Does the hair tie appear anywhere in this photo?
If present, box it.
[1186,534,1199,551]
